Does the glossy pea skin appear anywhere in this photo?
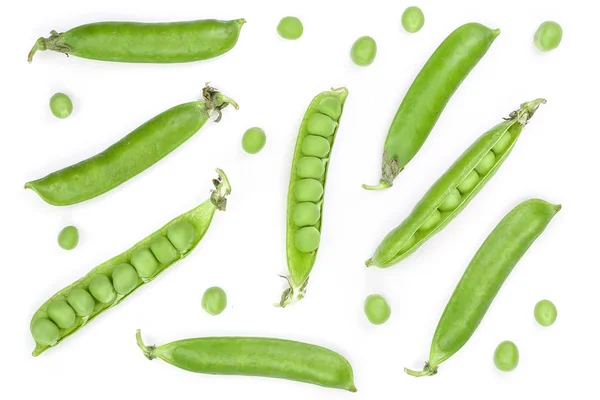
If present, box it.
[364,294,391,325]
[242,127,267,154]
[131,248,159,279]
[88,275,117,304]
[307,114,337,137]
[50,93,73,119]
[58,225,79,250]
[67,288,95,317]
[534,21,562,52]
[534,299,557,326]
[112,263,139,295]
[350,36,377,66]
[167,221,196,253]
[296,157,325,179]
[295,227,321,253]
[438,189,462,212]
[150,236,179,264]
[492,132,512,154]
[318,98,342,120]
[494,341,519,372]
[47,300,76,329]
[402,6,425,33]
[302,135,331,158]
[277,17,303,40]
[31,319,60,346]
[294,179,324,202]
[202,287,227,316]
[293,202,321,227]
[457,170,479,194]
[419,209,441,231]
[475,151,496,175]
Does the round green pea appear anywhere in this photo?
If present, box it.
[49,92,73,119]
[534,21,562,52]
[475,151,496,175]
[112,263,139,295]
[47,300,76,329]
[202,286,227,316]
[307,113,336,138]
[294,227,321,253]
[492,132,512,154]
[242,127,267,154]
[167,221,196,253]
[364,294,391,325]
[399,234,416,254]
[439,189,462,212]
[350,36,377,66]
[494,341,519,372]
[31,318,60,345]
[58,225,79,250]
[150,236,179,265]
[277,16,303,40]
[294,179,324,202]
[302,135,331,158]
[131,248,159,279]
[88,275,116,304]
[292,202,321,227]
[67,288,95,317]
[296,157,325,179]
[420,209,441,231]
[402,6,425,33]
[534,299,557,327]
[318,98,342,120]
[457,170,480,194]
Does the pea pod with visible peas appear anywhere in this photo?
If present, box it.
[29,169,231,356]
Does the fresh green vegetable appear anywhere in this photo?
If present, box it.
[367,99,545,268]
[277,17,303,40]
[350,36,377,66]
[26,85,237,206]
[29,170,231,356]
[202,287,227,316]
[49,93,73,119]
[280,88,348,307]
[364,23,499,190]
[534,299,557,326]
[58,225,79,250]
[402,6,425,33]
[136,330,357,392]
[28,19,246,63]
[494,341,519,372]
[534,21,562,51]
[364,294,391,325]
[242,127,266,154]
[405,199,561,377]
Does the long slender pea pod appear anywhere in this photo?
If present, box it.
[405,199,561,377]
[28,19,246,63]
[366,98,546,268]
[364,23,499,190]
[280,88,349,307]
[29,170,231,356]
[25,85,237,206]
[136,330,357,392]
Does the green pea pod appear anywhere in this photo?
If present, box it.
[366,98,546,268]
[136,330,357,392]
[29,170,231,356]
[28,19,246,63]
[405,198,561,377]
[364,23,499,190]
[25,85,237,206]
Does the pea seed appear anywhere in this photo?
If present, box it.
[202,286,227,316]
[151,236,179,264]
[47,300,76,329]
[277,16,303,40]
[31,318,60,345]
[294,179,324,202]
[242,127,267,154]
[131,248,159,279]
[534,21,562,52]
[58,225,79,250]
[494,341,519,372]
[294,227,321,253]
[292,202,321,227]
[399,234,416,253]
[167,221,196,253]
[49,92,73,119]
[402,6,425,33]
[534,299,557,327]
[88,275,116,304]
[419,209,441,231]
[296,157,325,179]
[492,132,512,154]
[307,113,337,138]
[439,189,462,212]
[475,151,496,175]
[364,294,391,325]
[67,288,95,317]
[112,263,139,295]
[301,135,331,158]
[350,36,377,66]
[457,170,480,194]
[318,98,342,120]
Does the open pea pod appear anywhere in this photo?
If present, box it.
[367,99,546,268]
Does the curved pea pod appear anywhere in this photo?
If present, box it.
[28,19,246,63]
[366,98,546,268]
[280,88,349,307]
[405,199,561,377]
[29,169,231,356]
[364,23,499,190]
[136,330,357,392]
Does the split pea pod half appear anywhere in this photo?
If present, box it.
[405,199,561,377]
[366,98,546,268]
[29,170,231,356]
[25,85,237,206]
[28,19,246,63]
[364,23,500,190]
[280,88,349,307]
[136,330,357,392]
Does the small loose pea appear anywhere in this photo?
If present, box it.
[150,236,179,264]
[364,294,391,325]
[307,113,337,138]
[534,299,557,327]
[49,92,73,119]
[242,127,267,154]
[492,132,512,154]
[296,157,325,179]
[439,189,462,212]
[131,248,160,279]
[67,288,95,317]
[47,300,76,329]
[475,151,496,175]
[457,170,480,194]
[292,202,321,227]
[494,341,519,372]
[350,36,377,66]
[419,209,441,231]
[302,135,331,158]
[295,227,321,253]
[31,318,60,345]
[534,21,562,52]
[402,6,425,33]
[58,225,79,250]
[112,263,139,295]
[294,179,324,202]
[318,98,342,120]
[277,16,303,40]
[167,221,196,253]
[202,286,227,316]
[88,275,116,304]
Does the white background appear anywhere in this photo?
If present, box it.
[1,0,596,398]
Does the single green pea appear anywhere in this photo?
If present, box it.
[494,341,519,372]
[475,151,496,175]
[242,127,267,154]
[31,318,60,345]
[112,263,139,295]
[296,157,325,179]
[534,21,562,52]
[399,234,416,253]
[350,36,377,66]
[294,227,321,253]
[492,132,512,154]
[364,294,391,325]
[202,286,228,316]
[88,275,116,304]
[438,189,462,212]
[307,113,337,138]
[402,6,425,33]
[49,92,73,119]
[150,236,179,264]
[534,299,557,327]
[58,225,79,250]
[131,248,160,279]
[420,209,441,231]
[277,16,303,40]
[167,221,196,253]
[457,170,480,194]
[294,179,324,202]
[318,98,342,120]
[302,135,331,158]
[292,202,321,227]
[67,288,95,317]
[47,300,76,329]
